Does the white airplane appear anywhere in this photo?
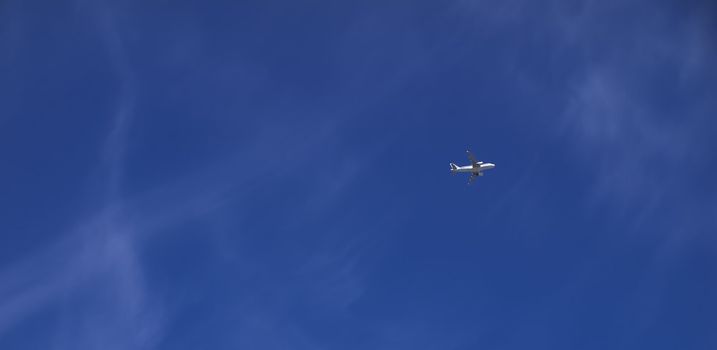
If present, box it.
[450,150,495,184]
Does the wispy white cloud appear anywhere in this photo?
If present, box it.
[1,2,200,347]
[564,69,688,213]
[0,215,151,346]
[0,90,380,350]
[83,0,137,203]
[0,0,145,343]
[0,150,261,346]
[557,5,714,217]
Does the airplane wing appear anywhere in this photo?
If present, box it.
[468,173,477,185]
[466,150,479,167]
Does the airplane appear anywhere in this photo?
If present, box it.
[450,150,495,184]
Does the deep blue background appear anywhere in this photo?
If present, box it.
[1,0,716,349]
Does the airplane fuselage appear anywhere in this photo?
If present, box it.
[451,163,495,174]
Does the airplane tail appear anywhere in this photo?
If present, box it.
[449,163,458,171]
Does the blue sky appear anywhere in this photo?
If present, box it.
[1,0,716,349]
